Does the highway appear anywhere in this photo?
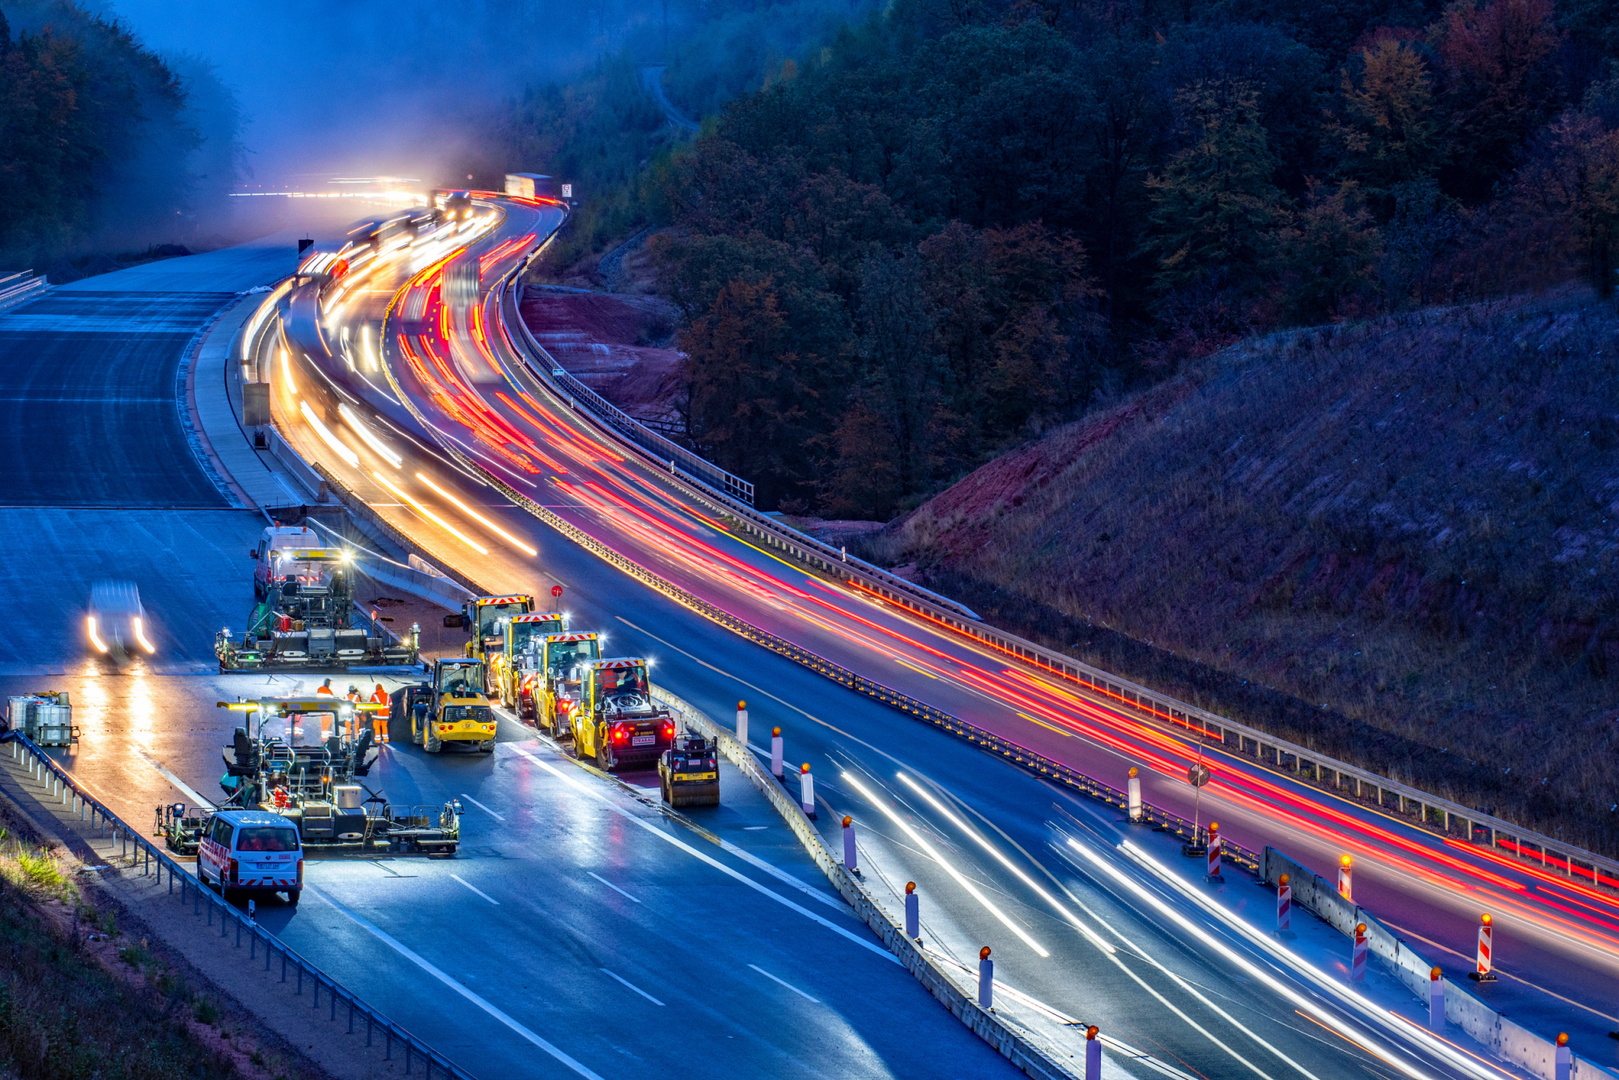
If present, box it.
[3,192,1612,1079]
[252,193,1611,1075]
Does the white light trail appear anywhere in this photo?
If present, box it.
[414,472,537,557]
[298,400,360,468]
[370,472,488,555]
[339,404,403,468]
[132,617,156,654]
[280,349,297,394]
[87,616,107,654]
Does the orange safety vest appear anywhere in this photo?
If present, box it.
[372,686,389,705]
[315,685,334,696]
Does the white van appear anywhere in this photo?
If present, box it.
[197,810,303,904]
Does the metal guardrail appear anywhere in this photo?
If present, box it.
[0,273,47,311]
[1,732,471,1080]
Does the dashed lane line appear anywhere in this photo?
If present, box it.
[460,793,505,820]
[600,968,665,1006]
[748,964,821,1003]
[450,873,500,905]
[587,871,642,903]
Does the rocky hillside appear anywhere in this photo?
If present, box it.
[881,288,1619,849]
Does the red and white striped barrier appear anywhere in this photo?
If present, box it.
[1277,873,1291,933]
[736,700,748,747]
[1338,854,1353,902]
[800,763,816,819]
[771,727,783,780]
[1205,821,1224,882]
[1472,913,1496,982]
[1127,767,1142,823]
[1351,922,1367,982]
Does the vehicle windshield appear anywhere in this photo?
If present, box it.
[275,557,337,589]
[236,826,300,852]
[260,709,340,747]
[598,666,649,696]
[510,617,562,652]
[478,601,528,640]
[548,639,599,677]
[439,666,481,697]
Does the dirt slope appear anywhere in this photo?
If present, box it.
[887,287,1619,848]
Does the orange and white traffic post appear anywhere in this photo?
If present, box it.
[1429,967,1445,1030]
[1085,1026,1101,1080]
[978,947,994,1009]
[771,727,784,780]
[1205,822,1224,883]
[904,881,919,939]
[1470,913,1496,982]
[1127,767,1142,823]
[1556,1033,1571,1080]
[1351,922,1367,982]
[1338,854,1354,902]
[800,763,816,819]
[1277,873,1292,933]
[736,700,748,747]
[842,815,858,872]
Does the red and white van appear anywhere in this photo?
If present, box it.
[198,810,304,904]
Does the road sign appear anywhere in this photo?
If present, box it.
[1188,763,1210,787]
[551,585,563,598]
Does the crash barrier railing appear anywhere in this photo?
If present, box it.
[0,272,46,310]
[1261,846,1615,1080]
[653,689,1077,1080]
[499,273,977,621]
[509,279,754,506]
[0,731,472,1080]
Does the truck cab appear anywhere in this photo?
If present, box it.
[529,632,600,735]
[490,611,565,707]
[448,594,534,685]
[251,526,323,600]
[423,657,496,754]
[574,658,674,771]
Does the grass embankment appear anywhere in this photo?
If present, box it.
[877,288,1619,852]
[0,823,307,1080]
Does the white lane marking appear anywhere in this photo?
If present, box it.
[599,968,665,1006]
[743,826,768,831]
[305,886,605,1080]
[717,839,847,913]
[460,793,505,821]
[138,749,214,807]
[747,964,820,1003]
[450,874,500,905]
[507,743,896,964]
[587,871,641,903]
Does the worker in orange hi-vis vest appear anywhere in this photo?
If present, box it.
[311,678,336,740]
[371,683,391,743]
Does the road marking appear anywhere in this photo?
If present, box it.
[587,871,641,903]
[599,968,665,1006]
[450,874,500,905]
[305,886,605,1079]
[1017,711,1074,737]
[460,793,505,820]
[138,749,214,807]
[747,964,820,1003]
[743,826,768,831]
[507,743,897,964]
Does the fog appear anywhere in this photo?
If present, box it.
[88,0,657,188]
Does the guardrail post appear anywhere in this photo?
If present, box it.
[904,882,919,940]
[1085,1026,1101,1080]
[978,947,993,1009]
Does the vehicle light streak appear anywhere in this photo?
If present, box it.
[87,616,107,653]
[841,771,1050,957]
[299,401,360,468]
[339,404,403,468]
[369,472,488,555]
[414,472,537,557]
[132,617,156,654]
[280,349,297,394]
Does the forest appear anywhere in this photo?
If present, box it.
[547,0,1619,515]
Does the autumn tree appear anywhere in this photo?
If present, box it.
[1277,182,1383,322]
[1333,37,1442,213]
[1515,112,1619,298]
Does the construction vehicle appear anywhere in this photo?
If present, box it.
[526,631,601,734]
[88,580,156,661]
[156,803,209,855]
[405,658,497,753]
[217,539,418,671]
[5,692,78,747]
[659,731,720,808]
[215,697,460,855]
[572,658,675,771]
[444,593,534,683]
[489,611,566,707]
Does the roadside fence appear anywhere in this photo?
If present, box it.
[1,731,471,1080]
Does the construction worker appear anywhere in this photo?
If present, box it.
[371,683,391,743]
[315,678,334,696]
[311,678,336,740]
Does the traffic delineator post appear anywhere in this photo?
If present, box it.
[1555,1033,1571,1080]
[770,727,783,780]
[736,700,748,748]
[1085,1026,1101,1080]
[800,763,816,819]
[1429,967,1445,1030]
[978,947,993,1009]
[1277,873,1292,933]
[842,815,858,873]
[904,882,919,940]
[1470,913,1496,982]
[1351,922,1367,982]
[1127,767,1142,823]
[1338,854,1354,902]
[1205,821,1224,883]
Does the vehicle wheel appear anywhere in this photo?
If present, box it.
[597,730,614,772]
[478,739,495,753]
[425,723,442,754]
[253,582,264,601]
[286,889,301,906]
